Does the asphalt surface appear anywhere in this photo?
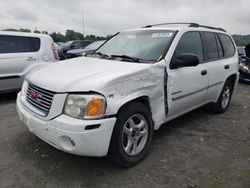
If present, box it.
[0,83,249,188]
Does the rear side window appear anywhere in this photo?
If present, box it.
[215,34,223,58]
[0,35,40,54]
[204,32,218,60]
[173,31,203,62]
[218,34,235,58]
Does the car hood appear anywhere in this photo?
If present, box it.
[27,57,152,92]
[67,48,85,54]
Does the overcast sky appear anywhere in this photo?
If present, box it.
[0,0,249,36]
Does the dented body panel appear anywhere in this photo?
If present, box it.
[16,25,239,158]
[26,57,167,129]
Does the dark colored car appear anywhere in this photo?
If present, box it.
[239,44,250,82]
[62,40,93,54]
[66,40,105,58]
[56,42,65,47]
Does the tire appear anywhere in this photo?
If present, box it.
[108,102,153,167]
[210,80,233,114]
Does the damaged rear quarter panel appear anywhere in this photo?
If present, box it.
[101,62,166,130]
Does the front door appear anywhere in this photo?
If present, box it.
[167,31,209,118]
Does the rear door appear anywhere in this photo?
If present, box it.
[0,35,40,92]
[167,31,209,118]
[202,32,236,102]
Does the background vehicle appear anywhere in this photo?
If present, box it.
[55,43,66,60]
[239,44,250,82]
[17,23,239,167]
[0,31,58,93]
[66,40,105,58]
[56,42,64,47]
[62,40,93,54]
[237,46,247,63]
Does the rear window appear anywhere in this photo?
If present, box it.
[218,34,235,58]
[0,35,40,53]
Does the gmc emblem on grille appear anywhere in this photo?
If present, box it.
[29,91,39,100]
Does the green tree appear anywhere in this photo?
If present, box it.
[34,30,41,34]
[50,32,66,42]
[19,28,31,33]
[3,28,19,32]
[65,30,84,41]
[232,35,250,46]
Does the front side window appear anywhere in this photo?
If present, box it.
[218,34,235,58]
[173,32,204,62]
[0,35,40,53]
[94,30,176,63]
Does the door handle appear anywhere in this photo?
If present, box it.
[27,57,37,61]
[201,70,207,76]
[224,65,230,69]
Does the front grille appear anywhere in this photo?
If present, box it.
[26,83,55,116]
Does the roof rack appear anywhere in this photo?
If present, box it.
[142,22,226,32]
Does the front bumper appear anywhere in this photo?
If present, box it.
[16,93,116,157]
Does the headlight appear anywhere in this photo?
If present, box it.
[63,94,106,119]
[239,63,249,72]
[21,80,28,96]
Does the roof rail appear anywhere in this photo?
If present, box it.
[142,22,226,32]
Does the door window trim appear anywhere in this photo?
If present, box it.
[170,31,204,69]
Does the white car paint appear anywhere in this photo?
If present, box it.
[16,25,239,157]
[0,31,58,93]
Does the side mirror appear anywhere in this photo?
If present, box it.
[245,44,250,58]
[171,54,199,68]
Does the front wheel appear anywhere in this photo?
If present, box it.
[210,80,233,114]
[108,102,153,167]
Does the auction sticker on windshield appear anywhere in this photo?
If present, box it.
[152,33,173,38]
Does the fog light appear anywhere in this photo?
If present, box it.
[59,136,76,150]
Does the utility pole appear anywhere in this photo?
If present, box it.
[82,8,84,39]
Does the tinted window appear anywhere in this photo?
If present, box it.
[0,35,40,53]
[215,34,223,58]
[173,32,203,62]
[72,42,82,49]
[218,34,235,57]
[204,32,218,59]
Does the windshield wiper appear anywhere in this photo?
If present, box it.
[111,55,140,62]
[91,52,109,58]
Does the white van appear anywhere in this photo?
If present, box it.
[16,23,239,167]
[0,31,59,93]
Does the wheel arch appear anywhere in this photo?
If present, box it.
[226,73,238,90]
[115,96,155,129]
[117,96,152,116]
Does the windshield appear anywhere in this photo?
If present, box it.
[95,30,176,62]
[64,41,73,47]
[85,40,105,50]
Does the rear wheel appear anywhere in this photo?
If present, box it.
[108,102,153,167]
[210,80,233,114]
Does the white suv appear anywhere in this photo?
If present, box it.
[16,23,239,167]
[0,31,59,93]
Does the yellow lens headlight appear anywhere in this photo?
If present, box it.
[85,99,105,117]
[64,94,106,119]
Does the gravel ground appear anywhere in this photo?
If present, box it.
[0,83,249,188]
